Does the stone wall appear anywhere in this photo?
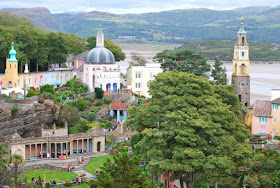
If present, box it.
[0,97,60,139]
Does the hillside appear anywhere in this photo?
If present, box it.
[1,6,280,44]
[175,40,280,61]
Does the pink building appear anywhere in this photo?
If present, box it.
[251,100,272,136]
[31,72,44,88]
[73,51,88,71]
[0,74,7,88]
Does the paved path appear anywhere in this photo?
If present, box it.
[25,152,108,167]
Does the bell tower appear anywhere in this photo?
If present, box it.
[232,20,250,111]
[5,42,18,88]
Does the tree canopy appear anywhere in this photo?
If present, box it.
[129,52,147,66]
[90,147,155,188]
[126,71,253,187]
[211,57,227,85]
[87,36,126,62]
[154,49,211,77]
[0,12,87,73]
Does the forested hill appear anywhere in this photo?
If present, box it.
[2,6,280,44]
[176,40,280,61]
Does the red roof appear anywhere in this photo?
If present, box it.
[253,100,271,117]
[111,100,127,110]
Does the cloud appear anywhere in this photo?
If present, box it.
[0,0,279,14]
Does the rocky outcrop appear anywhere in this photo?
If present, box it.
[0,97,60,139]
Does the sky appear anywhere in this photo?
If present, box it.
[1,0,279,14]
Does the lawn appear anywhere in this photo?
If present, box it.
[20,169,77,184]
[83,155,113,174]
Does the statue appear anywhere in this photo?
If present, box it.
[64,121,68,129]
[53,122,56,129]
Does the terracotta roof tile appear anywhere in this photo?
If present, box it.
[271,97,280,104]
[253,100,271,117]
[111,100,127,110]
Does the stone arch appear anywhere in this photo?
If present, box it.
[8,81,12,88]
[113,83,117,92]
[106,83,111,91]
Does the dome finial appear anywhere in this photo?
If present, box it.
[237,18,246,34]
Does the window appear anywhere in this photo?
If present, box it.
[259,116,267,123]
[242,52,245,57]
[235,51,238,58]
[242,37,245,46]
[261,126,266,131]
[29,78,31,84]
[18,79,20,86]
[273,104,279,110]
[45,77,47,82]
[0,81,2,85]
[135,72,142,78]
[273,118,277,124]
[150,72,153,78]
[35,78,37,84]
[135,83,142,88]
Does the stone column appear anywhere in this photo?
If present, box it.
[47,142,49,155]
[61,143,63,156]
[41,143,43,159]
[77,140,79,153]
[70,141,73,156]
[87,139,89,153]
[117,110,120,122]
[82,139,84,153]
[55,143,57,158]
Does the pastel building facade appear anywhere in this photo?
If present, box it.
[251,100,271,136]
[127,63,163,98]
[0,43,74,93]
[74,27,121,92]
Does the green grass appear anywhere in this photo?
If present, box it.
[83,155,113,174]
[20,169,77,184]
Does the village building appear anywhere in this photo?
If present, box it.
[74,26,121,92]
[0,43,74,94]
[126,63,163,98]
[251,100,272,136]
[8,124,105,160]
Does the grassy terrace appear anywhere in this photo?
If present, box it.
[83,155,113,174]
[19,169,77,184]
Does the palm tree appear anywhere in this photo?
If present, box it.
[8,154,25,184]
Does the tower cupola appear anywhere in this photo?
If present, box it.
[9,42,17,62]
[96,25,104,47]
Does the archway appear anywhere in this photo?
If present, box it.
[106,83,111,91]
[97,142,101,152]
[8,81,12,88]
[113,83,117,92]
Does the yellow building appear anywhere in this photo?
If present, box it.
[4,42,19,88]
[127,63,163,98]
[270,98,280,137]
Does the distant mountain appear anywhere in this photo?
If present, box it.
[1,7,59,30]
[2,6,280,44]
[175,40,280,61]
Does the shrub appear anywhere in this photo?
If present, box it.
[95,99,102,106]
[27,88,40,97]
[11,107,19,116]
[95,87,103,99]
[91,107,98,113]
[105,121,112,128]
[108,132,117,140]
[40,84,54,94]
[104,97,111,105]
[45,182,51,188]
[58,105,80,126]
[87,112,96,121]
[76,98,86,111]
